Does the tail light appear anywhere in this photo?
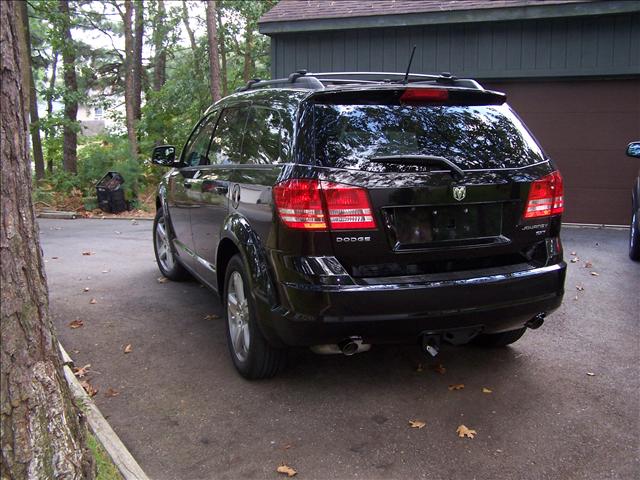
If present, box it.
[273,179,376,230]
[523,171,564,219]
[400,88,448,103]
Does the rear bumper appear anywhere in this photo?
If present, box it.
[259,262,566,347]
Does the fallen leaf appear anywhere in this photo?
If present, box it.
[573,295,579,301]
[584,261,593,268]
[590,271,599,276]
[409,420,426,429]
[73,364,91,378]
[482,387,493,394]
[105,387,120,397]
[448,384,465,391]
[570,257,579,263]
[114,231,121,235]
[82,251,93,256]
[101,270,109,274]
[83,287,90,292]
[89,298,97,304]
[69,320,84,329]
[204,314,219,320]
[157,276,169,284]
[586,372,595,376]
[431,364,446,375]
[576,285,584,291]
[80,380,98,397]
[123,344,133,354]
[131,220,138,225]
[283,444,292,450]
[570,251,577,256]
[457,424,477,439]
[276,464,297,477]
[416,363,423,373]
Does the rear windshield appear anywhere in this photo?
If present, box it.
[313,104,546,171]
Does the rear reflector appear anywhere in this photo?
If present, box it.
[273,179,376,231]
[524,171,564,219]
[400,88,449,103]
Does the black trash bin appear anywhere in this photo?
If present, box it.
[96,172,127,213]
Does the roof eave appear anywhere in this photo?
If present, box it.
[258,1,640,35]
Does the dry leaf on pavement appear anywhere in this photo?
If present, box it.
[204,314,219,320]
[89,298,97,304]
[431,364,446,375]
[482,387,493,394]
[69,320,84,329]
[82,251,93,256]
[80,380,98,397]
[457,425,477,439]
[584,261,593,268]
[51,256,59,259]
[123,344,133,354]
[83,287,90,292]
[105,387,120,397]
[570,257,579,263]
[586,372,595,376]
[101,270,109,274]
[570,251,577,256]
[157,276,169,284]
[409,420,426,429]
[448,384,465,391]
[73,364,91,378]
[576,285,584,291]
[590,271,599,276]
[276,464,297,477]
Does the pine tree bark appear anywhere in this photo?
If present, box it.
[132,0,143,121]
[206,0,221,102]
[0,2,95,478]
[122,0,139,159]
[152,0,166,91]
[217,7,228,96]
[58,0,78,174]
[46,51,58,174]
[17,1,45,181]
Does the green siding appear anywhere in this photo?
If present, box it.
[270,13,640,80]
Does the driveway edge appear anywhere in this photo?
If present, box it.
[58,342,150,480]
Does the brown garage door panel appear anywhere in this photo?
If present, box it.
[484,79,640,224]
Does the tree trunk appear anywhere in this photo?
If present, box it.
[206,0,221,102]
[17,0,45,181]
[58,0,77,174]
[181,1,202,80]
[0,3,95,478]
[46,51,58,174]
[242,26,253,83]
[152,0,166,92]
[217,7,228,96]
[133,0,143,121]
[123,0,138,159]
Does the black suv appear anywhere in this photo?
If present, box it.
[152,71,566,379]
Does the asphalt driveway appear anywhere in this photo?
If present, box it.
[40,219,639,480]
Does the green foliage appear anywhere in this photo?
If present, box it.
[87,433,123,480]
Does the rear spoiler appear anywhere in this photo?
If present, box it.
[309,86,506,106]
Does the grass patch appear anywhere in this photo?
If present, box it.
[87,433,123,480]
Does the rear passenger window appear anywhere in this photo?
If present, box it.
[242,107,285,164]
[210,107,249,165]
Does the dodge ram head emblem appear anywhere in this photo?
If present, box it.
[452,186,466,201]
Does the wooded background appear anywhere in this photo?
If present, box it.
[22,0,276,212]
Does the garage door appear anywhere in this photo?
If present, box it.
[484,79,640,225]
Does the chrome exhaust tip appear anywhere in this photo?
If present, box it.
[526,313,546,330]
[310,337,371,356]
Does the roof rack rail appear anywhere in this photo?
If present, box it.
[234,70,483,92]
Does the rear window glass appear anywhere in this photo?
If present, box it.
[313,104,545,171]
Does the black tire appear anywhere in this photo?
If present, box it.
[629,210,640,261]
[223,254,286,379]
[153,207,189,281]
[473,327,527,348]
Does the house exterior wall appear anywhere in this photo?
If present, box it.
[270,12,640,79]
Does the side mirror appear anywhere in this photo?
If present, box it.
[626,142,640,158]
[152,145,177,166]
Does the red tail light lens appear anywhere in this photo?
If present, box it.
[400,88,449,103]
[273,179,376,230]
[523,171,564,219]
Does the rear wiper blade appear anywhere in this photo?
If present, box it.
[369,155,465,178]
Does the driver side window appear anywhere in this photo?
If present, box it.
[182,113,218,167]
